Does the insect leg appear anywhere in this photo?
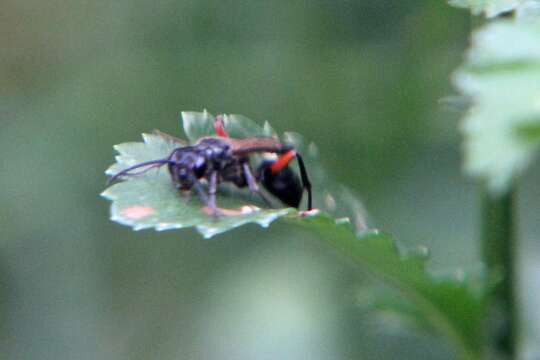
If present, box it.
[242,162,273,207]
[206,170,222,217]
[191,178,209,204]
[169,163,181,189]
[295,154,313,210]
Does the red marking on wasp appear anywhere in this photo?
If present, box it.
[270,150,297,174]
[121,206,156,220]
[214,115,229,138]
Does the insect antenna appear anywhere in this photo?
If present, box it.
[107,159,173,185]
[295,153,313,210]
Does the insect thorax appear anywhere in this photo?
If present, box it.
[168,137,236,187]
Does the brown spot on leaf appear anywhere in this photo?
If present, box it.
[122,206,156,219]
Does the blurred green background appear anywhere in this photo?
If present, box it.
[2,1,540,359]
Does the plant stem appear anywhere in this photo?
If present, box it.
[481,187,518,358]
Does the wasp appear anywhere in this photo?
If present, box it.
[107,117,312,216]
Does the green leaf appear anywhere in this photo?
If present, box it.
[448,0,534,17]
[181,110,277,142]
[221,113,277,139]
[293,215,486,360]
[103,111,369,237]
[356,285,434,331]
[102,131,293,238]
[181,110,216,143]
[102,176,291,238]
[103,112,486,358]
[453,19,540,194]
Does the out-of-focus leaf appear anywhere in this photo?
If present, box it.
[103,112,486,359]
[439,95,473,113]
[516,1,540,18]
[293,215,486,360]
[282,131,369,233]
[453,19,540,194]
[448,0,538,17]
[356,285,432,331]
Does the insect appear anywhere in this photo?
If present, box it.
[107,116,312,216]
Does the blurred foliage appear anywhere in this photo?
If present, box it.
[2,1,540,359]
[297,215,486,359]
[104,112,486,358]
[448,0,530,17]
[454,18,540,194]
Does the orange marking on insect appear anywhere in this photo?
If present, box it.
[122,206,156,220]
[270,150,296,173]
[214,115,229,138]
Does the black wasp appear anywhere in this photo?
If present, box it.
[107,116,312,216]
